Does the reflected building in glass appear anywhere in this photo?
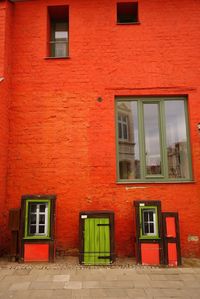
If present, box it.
[117,102,140,179]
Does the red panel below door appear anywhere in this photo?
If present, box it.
[168,243,177,266]
[24,244,49,262]
[141,243,160,265]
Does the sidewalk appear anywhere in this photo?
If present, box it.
[0,257,200,298]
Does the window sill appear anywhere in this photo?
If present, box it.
[23,237,51,240]
[116,21,141,25]
[116,180,195,185]
[44,56,70,60]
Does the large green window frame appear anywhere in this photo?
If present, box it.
[24,199,51,239]
[116,97,192,182]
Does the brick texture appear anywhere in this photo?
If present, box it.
[0,0,13,253]
[0,0,200,257]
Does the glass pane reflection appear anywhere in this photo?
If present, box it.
[144,104,161,175]
[165,101,189,178]
[117,101,140,179]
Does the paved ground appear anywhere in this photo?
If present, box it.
[0,257,200,298]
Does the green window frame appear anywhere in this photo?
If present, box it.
[139,206,159,239]
[24,199,51,239]
[116,97,192,183]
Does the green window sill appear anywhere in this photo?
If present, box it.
[23,236,51,240]
[139,237,161,240]
[117,180,195,184]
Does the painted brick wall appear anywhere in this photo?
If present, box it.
[2,0,200,257]
[0,0,13,253]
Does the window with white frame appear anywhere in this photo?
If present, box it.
[28,203,49,236]
[142,208,157,236]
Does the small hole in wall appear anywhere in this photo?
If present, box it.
[97,97,103,102]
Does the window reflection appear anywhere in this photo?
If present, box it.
[117,101,140,179]
[116,98,191,181]
[144,104,162,175]
[165,101,189,179]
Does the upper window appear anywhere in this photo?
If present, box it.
[48,6,69,58]
[117,2,139,24]
[116,97,192,182]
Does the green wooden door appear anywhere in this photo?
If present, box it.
[84,218,111,265]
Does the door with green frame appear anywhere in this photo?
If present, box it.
[79,212,115,265]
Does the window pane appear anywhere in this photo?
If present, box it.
[55,22,68,40]
[149,223,154,233]
[30,225,36,234]
[39,226,45,234]
[143,211,148,222]
[54,42,67,57]
[118,122,122,139]
[149,211,154,221]
[39,214,45,225]
[123,124,128,139]
[117,101,140,179]
[50,20,68,57]
[30,204,36,213]
[39,204,46,213]
[143,223,149,234]
[165,101,189,179]
[144,104,162,175]
[30,214,36,224]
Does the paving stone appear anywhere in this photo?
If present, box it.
[50,289,72,298]
[100,280,135,288]
[89,288,107,297]
[126,288,147,297]
[30,281,65,290]
[150,280,184,288]
[64,281,82,289]
[71,288,91,297]
[53,274,70,282]
[133,279,151,288]
[82,280,100,288]
[194,274,200,281]
[183,280,200,288]
[144,287,178,297]
[29,290,53,299]
[90,297,129,299]
[105,288,129,297]
[9,281,31,291]
[2,290,32,299]
[35,274,53,281]
[147,274,167,281]
[179,274,197,281]
[14,269,31,276]
[2,274,35,283]
[179,268,195,274]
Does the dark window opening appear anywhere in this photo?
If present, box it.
[117,2,138,24]
[48,6,69,57]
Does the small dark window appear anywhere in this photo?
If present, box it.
[117,2,138,24]
[48,6,69,57]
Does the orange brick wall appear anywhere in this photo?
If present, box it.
[0,0,13,253]
[1,0,200,257]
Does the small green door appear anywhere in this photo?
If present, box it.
[84,218,111,265]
